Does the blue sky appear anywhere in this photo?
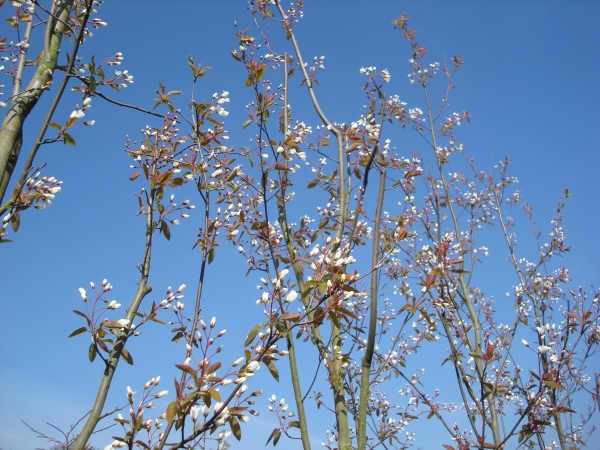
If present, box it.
[1,1,598,449]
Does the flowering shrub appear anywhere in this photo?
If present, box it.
[3,1,598,450]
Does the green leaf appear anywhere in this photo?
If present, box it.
[209,387,221,402]
[307,179,318,189]
[544,380,564,390]
[275,322,288,338]
[63,133,76,146]
[160,221,171,240]
[167,90,183,96]
[242,119,252,129]
[88,343,97,362]
[89,75,97,94]
[155,186,164,203]
[48,122,62,130]
[328,311,340,328]
[207,361,222,374]
[175,364,196,375]
[266,428,279,446]
[121,347,134,365]
[166,401,177,424]
[68,326,87,338]
[273,429,281,446]
[244,323,263,347]
[230,416,242,440]
[73,309,88,318]
[264,359,279,382]
[280,312,300,322]
[227,167,238,182]
[10,211,20,232]
[208,248,215,264]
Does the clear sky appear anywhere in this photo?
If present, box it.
[0,1,598,449]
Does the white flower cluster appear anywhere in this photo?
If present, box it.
[113,69,133,87]
[359,66,391,82]
[211,90,230,116]
[70,97,96,126]
[351,113,380,138]
[407,61,439,84]
[255,268,298,305]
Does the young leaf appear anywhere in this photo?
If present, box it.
[88,343,97,362]
[544,380,564,390]
[264,359,279,382]
[266,428,278,446]
[68,326,87,338]
[207,361,222,374]
[63,132,76,146]
[166,401,177,424]
[244,323,263,347]
[209,388,221,402]
[230,416,242,440]
[161,221,171,240]
[121,347,134,365]
[10,211,19,232]
[280,312,300,322]
[89,75,97,94]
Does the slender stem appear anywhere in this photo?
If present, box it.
[423,83,501,444]
[277,53,312,450]
[74,80,164,118]
[273,3,351,447]
[12,3,36,99]
[72,184,154,450]
[347,101,385,247]
[357,167,385,449]
[273,0,347,244]
[17,0,93,191]
[553,409,568,449]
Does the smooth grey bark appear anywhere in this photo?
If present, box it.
[0,0,75,206]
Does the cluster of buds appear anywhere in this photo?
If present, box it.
[1,172,62,240]
[88,17,108,28]
[70,97,95,126]
[159,284,186,310]
[107,52,124,66]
